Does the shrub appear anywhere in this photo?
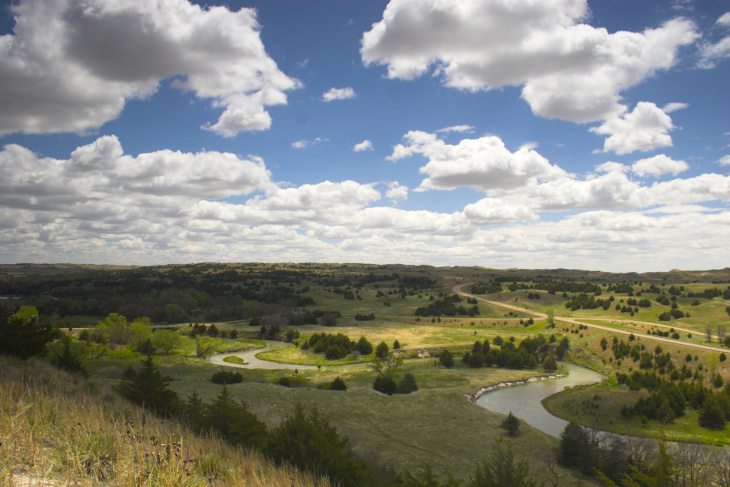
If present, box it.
[267,403,364,486]
[331,376,347,391]
[440,350,454,368]
[500,411,521,436]
[211,370,243,385]
[355,336,373,355]
[277,377,292,387]
[396,373,418,394]
[375,341,389,359]
[373,376,397,395]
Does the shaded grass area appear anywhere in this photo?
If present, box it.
[186,366,586,485]
[543,383,730,445]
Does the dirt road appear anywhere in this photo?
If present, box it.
[453,283,728,354]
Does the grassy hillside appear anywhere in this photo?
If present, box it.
[0,356,328,487]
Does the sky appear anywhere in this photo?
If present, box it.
[0,0,728,272]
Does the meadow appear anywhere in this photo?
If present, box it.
[2,263,730,485]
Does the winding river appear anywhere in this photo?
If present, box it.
[208,340,317,370]
[213,342,604,438]
[476,363,605,438]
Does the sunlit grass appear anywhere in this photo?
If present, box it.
[0,356,329,487]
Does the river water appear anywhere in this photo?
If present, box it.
[476,363,605,438]
[208,340,317,370]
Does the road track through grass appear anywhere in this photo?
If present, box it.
[453,283,729,354]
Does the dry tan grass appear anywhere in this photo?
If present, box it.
[0,356,329,487]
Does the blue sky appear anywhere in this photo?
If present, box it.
[0,0,728,272]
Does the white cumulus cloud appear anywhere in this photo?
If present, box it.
[385,182,408,203]
[292,140,309,149]
[590,102,675,155]
[631,154,689,178]
[362,0,698,123]
[437,125,475,133]
[698,12,730,68]
[0,0,299,136]
[388,131,568,191]
[354,140,374,152]
[322,87,356,102]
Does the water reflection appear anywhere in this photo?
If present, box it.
[476,363,604,438]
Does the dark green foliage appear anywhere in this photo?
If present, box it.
[0,306,57,359]
[373,376,397,395]
[326,345,347,360]
[355,336,373,355]
[415,295,471,317]
[205,386,268,449]
[277,376,292,387]
[558,422,599,475]
[321,312,340,326]
[469,282,503,295]
[307,332,357,359]
[285,329,299,342]
[699,397,726,430]
[51,334,87,376]
[469,443,538,487]
[499,412,520,436]
[397,373,418,394]
[183,391,206,432]
[114,355,180,416]
[554,336,570,360]
[376,341,389,359]
[393,339,400,350]
[331,376,347,391]
[267,403,363,487]
[564,293,612,311]
[135,337,155,355]
[355,313,376,321]
[542,354,557,372]
[399,465,460,487]
[440,350,454,368]
[210,370,243,384]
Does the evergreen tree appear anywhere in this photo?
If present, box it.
[499,411,521,436]
[204,386,267,449]
[373,375,398,395]
[114,355,180,416]
[52,333,87,376]
[397,373,418,394]
[393,339,401,350]
[469,443,538,487]
[184,391,206,432]
[331,376,347,391]
[542,354,557,372]
[440,350,455,368]
[0,305,57,359]
[355,336,373,355]
[699,397,726,430]
[376,341,390,359]
[268,403,364,487]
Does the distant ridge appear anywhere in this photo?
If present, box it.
[1,263,729,283]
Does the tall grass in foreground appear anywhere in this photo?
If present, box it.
[0,356,329,487]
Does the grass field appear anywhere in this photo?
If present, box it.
[542,382,730,445]
[4,263,730,484]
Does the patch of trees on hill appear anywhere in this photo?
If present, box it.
[617,368,730,430]
[461,335,564,371]
[301,332,373,360]
[415,294,480,317]
[469,282,503,295]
